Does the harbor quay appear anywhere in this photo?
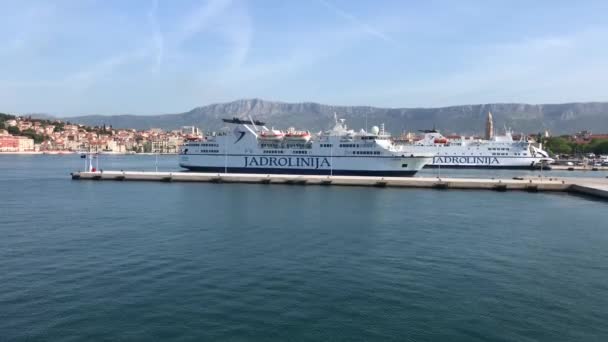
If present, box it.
[70,171,608,201]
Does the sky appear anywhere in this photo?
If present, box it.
[1,0,608,116]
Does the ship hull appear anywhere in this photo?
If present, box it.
[179,154,428,177]
[424,164,549,170]
[426,155,548,169]
[180,165,418,176]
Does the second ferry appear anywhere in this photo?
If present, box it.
[395,112,554,169]
[179,117,433,176]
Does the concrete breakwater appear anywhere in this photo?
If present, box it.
[70,171,608,200]
[551,165,608,171]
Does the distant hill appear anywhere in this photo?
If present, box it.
[60,99,608,135]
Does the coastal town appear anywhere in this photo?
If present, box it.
[1,111,608,163]
[0,113,201,154]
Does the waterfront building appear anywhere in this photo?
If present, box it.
[0,135,35,152]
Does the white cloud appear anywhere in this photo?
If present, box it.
[175,0,233,45]
[353,29,608,107]
[316,0,395,44]
[148,0,164,72]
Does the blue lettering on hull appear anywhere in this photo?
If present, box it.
[244,156,331,169]
[433,156,500,165]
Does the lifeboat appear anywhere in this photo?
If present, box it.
[434,137,448,144]
[284,130,311,143]
[259,130,285,141]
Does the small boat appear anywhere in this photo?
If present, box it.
[284,130,311,143]
[259,129,285,141]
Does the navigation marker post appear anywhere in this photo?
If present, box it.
[224,134,228,174]
[330,139,333,176]
[437,144,441,179]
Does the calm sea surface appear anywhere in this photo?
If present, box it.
[1,155,608,341]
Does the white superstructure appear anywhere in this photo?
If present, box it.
[179,117,433,176]
[396,130,553,169]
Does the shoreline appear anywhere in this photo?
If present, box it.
[0,152,178,155]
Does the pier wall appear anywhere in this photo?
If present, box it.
[68,170,608,200]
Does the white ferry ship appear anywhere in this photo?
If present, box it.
[179,117,433,176]
[395,111,553,169]
[397,130,553,169]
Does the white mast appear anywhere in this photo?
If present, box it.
[224,134,228,174]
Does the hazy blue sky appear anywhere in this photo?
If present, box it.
[1,0,607,116]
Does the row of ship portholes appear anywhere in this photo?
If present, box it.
[353,151,381,155]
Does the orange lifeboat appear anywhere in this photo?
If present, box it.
[434,138,448,144]
[259,130,285,141]
[284,131,311,142]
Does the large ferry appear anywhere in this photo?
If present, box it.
[179,117,433,176]
[397,130,553,169]
[394,111,553,169]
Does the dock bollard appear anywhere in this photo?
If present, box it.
[493,184,508,192]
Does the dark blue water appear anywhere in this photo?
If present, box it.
[1,155,608,341]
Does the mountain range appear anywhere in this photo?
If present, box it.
[54,99,608,135]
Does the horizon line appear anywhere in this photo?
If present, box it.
[6,98,608,118]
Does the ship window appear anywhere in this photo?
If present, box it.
[401,164,408,168]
